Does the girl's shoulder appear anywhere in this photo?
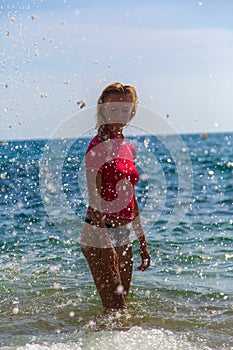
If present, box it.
[123,141,137,159]
[86,134,102,153]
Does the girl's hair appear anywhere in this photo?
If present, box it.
[96,82,138,140]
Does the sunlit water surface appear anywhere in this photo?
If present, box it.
[0,132,233,349]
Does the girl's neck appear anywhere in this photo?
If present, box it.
[107,124,124,137]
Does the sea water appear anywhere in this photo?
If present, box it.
[0,132,232,349]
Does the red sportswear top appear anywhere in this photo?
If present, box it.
[85,130,139,221]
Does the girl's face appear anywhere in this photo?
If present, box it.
[101,93,133,133]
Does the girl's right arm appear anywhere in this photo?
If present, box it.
[86,170,115,250]
[86,171,105,228]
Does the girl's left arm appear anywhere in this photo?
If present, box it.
[132,192,151,271]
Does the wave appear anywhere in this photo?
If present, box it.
[1,326,206,350]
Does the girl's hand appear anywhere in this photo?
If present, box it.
[137,243,151,271]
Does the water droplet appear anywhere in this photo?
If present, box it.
[12,307,19,315]
[77,99,86,109]
[54,282,60,289]
[116,285,124,294]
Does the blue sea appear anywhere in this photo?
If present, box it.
[0,131,233,350]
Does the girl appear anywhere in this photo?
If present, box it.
[81,83,150,310]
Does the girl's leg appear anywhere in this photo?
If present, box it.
[81,246,126,310]
[115,243,133,298]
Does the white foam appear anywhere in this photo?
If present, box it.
[81,327,205,350]
[4,327,207,350]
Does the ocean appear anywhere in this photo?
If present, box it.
[0,131,232,350]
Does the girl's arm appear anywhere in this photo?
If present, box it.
[132,192,151,271]
[86,171,105,227]
[86,170,114,249]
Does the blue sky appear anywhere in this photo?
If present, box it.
[1,0,233,140]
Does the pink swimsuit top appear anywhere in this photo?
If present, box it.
[85,131,139,221]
